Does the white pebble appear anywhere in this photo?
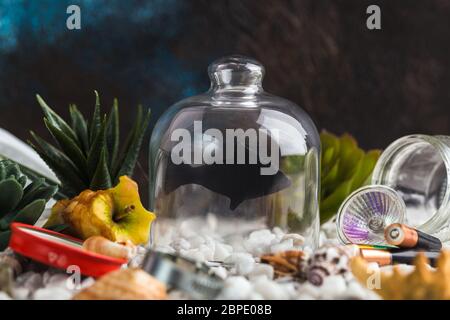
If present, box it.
[182,248,205,262]
[270,239,294,253]
[0,292,11,300]
[12,287,30,300]
[281,234,305,247]
[244,230,276,255]
[248,264,274,280]
[252,277,289,300]
[343,280,371,299]
[211,266,228,279]
[199,244,215,261]
[272,227,285,237]
[45,274,69,288]
[213,243,233,261]
[218,276,253,300]
[154,245,176,255]
[225,253,255,275]
[296,282,320,299]
[33,287,73,300]
[187,235,206,248]
[171,238,191,251]
[320,275,347,299]
[248,292,264,300]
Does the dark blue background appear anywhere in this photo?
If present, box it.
[0,1,449,188]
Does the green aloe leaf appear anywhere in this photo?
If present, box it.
[29,133,86,196]
[0,179,23,218]
[89,90,102,145]
[87,117,107,179]
[13,199,46,225]
[69,104,90,155]
[114,106,151,180]
[36,94,78,143]
[90,147,112,190]
[106,99,120,168]
[44,118,88,180]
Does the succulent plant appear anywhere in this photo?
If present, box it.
[0,160,58,250]
[29,92,151,199]
[320,131,381,224]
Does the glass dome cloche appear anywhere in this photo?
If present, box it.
[149,55,321,249]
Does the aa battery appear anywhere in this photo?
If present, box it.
[384,223,442,251]
[359,248,440,267]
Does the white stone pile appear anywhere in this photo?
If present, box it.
[151,216,379,300]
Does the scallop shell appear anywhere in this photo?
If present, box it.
[83,236,136,260]
[73,268,167,300]
[337,185,405,245]
[351,250,450,300]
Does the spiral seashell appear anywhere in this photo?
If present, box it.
[83,236,137,260]
[305,244,352,286]
[73,268,167,300]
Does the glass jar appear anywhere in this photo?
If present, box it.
[372,135,450,240]
[149,55,321,248]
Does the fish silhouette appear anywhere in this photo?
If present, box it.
[161,108,292,210]
[164,160,291,210]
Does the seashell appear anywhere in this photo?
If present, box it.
[260,250,306,279]
[73,268,167,300]
[351,250,450,300]
[83,236,136,260]
[306,244,352,286]
[337,186,405,245]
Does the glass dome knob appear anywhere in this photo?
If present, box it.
[208,55,265,89]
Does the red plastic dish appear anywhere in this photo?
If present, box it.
[9,222,126,278]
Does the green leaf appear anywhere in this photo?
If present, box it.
[19,178,57,209]
[0,162,5,180]
[90,147,112,190]
[69,104,90,156]
[17,175,27,188]
[13,199,46,225]
[36,94,78,143]
[321,160,340,197]
[44,118,88,180]
[0,230,11,251]
[87,117,107,178]
[3,162,21,181]
[89,90,102,145]
[106,99,120,168]
[114,106,151,180]
[350,150,381,190]
[29,133,86,196]
[46,223,69,233]
[320,179,353,224]
[0,179,23,218]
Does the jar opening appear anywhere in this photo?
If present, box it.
[373,136,448,228]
